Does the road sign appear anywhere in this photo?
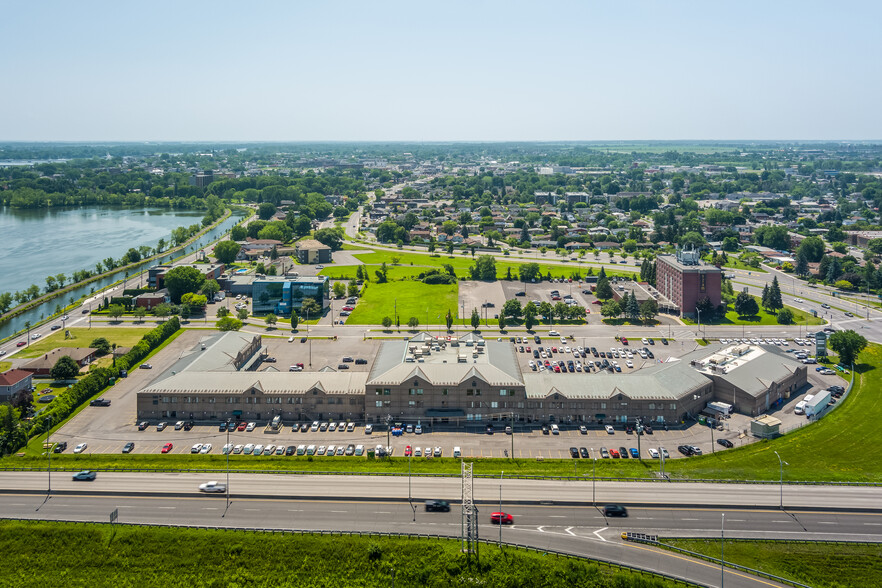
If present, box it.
[110,508,118,524]
[815,332,827,357]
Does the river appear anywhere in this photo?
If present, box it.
[0,206,245,339]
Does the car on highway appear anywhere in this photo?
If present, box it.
[139,363,153,369]
[72,470,96,481]
[425,499,450,512]
[490,512,514,525]
[16,341,26,347]
[603,504,628,517]
[845,312,854,317]
[161,443,173,453]
[122,442,135,453]
[73,443,87,454]
[821,303,830,309]
[198,481,226,493]
[717,439,734,448]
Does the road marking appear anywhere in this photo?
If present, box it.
[565,526,576,536]
[817,522,837,525]
[330,510,347,513]
[375,511,391,514]
[548,515,566,518]
[202,507,219,510]
[158,506,176,510]
[592,527,608,542]
[864,523,882,526]
[681,518,699,521]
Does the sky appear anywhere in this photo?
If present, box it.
[1,1,880,142]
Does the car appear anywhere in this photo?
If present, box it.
[600,447,610,458]
[222,443,234,454]
[253,444,265,455]
[173,420,186,430]
[579,425,587,434]
[604,425,614,434]
[717,439,734,448]
[237,422,247,431]
[139,363,153,369]
[433,446,442,457]
[156,422,167,431]
[550,424,559,435]
[660,447,669,458]
[405,445,413,457]
[515,291,525,297]
[89,398,111,407]
[347,422,356,432]
[53,441,68,453]
[31,333,42,340]
[678,445,693,456]
[16,341,26,347]
[609,448,620,458]
[50,324,60,331]
[243,443,255,454]
[161,443,173,453]
[619,446,629,459]
[541,425,549,435]
[603,504,628,517]
[72,470,96,481]
[137,421,148,431]
[365,424,373,434]
[122,442,135,453]
[355,358,368,365]
[320,422,329,432]
[689,446,703,455]
[345,444,355,456]
[413,447,423,457]
[246,422,256,432]
[200,443,213,454]
[425,499,451,512]
[338,364,350,370]
[199,481,227,493]
[73,442,87,454]
[629,447,639,459]
[191,443,203,454]
[821,303,830,309]
[263,357,277,363]
[490,512,514,525]
[845,312,854,317]
[647,447,659,458]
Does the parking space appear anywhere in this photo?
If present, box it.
[264,333,380,372]
[458,281,506,319]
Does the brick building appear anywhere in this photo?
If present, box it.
[656,250,722,317]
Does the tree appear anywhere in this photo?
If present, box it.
[446,310,453,331]
[0,292,13,314]
[867,238,882,255]
[826,258,843,283]
[471,255,497,281]
[407,316,419,329]
[600,300,621,318]
[595,276,613,300]
[734,291,759,316]
[347,280,359,298]
[90,337,111,355]
[313,227,345,250]
[217,306,230,318]
[695,295,715,317]
[795,252,810,277]
[202,279,221,300]
[164,266,206,303]
[639,299,658,323]
[214,240,241,264]
[679,231,707,249]
[333,282,346,298]
[470,308,480,330]
[754,225,790,251]
[776,308,794,325]
[382,316,393,329]
[237,307,249,320]
[50,355,80,380]
[301,298,321,319]
[834,279,854,290]
[518,263,541,283]
[216,317,243,331]
[290,311,299,330]
[258,202,277,220]
[625,294,640,322]
[133,306,147,322]
[107,304,125,320]
[265,313,277,327]
[722,236,740,252]
[538,301,554,323]
[502,299,523,319]
[498,313,507,331]
[180,304,191,321]
[828,330,868,366]
[767,276,783,312]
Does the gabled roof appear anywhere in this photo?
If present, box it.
[0,369,31,386]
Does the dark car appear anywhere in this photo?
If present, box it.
[338,364,350,370]
[300,337,307,343]
[625,424,633,434]
[569,447,579,458]
[184,421,194,431]
[515,291,525,297]
[678,445,693,456]
[89,398,111,407]
[425,499,451,512]
[579,447,589,458]
[218,422,227,432]
[285,445,296,456]
[72,470,97,482]
[717,438,734,448]
[137,421,148,431]
[534,335,541,344]
[603,504,628,517]
[486,424,494,435]
[619,446,629,459]
[355,358,368,365]
[53,441,68,453]
[263,357,277,363]
[644,425,653,434]
[139,363,153,369]
[122,442,135,453]
[661,338,668,345]
[646,350,655,359]
[648,339,655,345]
[541,426,549,435]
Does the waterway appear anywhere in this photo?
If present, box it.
[0,207,245,340]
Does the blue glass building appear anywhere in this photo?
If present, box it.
[252,277,329,316]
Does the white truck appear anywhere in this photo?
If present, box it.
[804,390,831,418]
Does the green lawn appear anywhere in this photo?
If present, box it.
[0,361,10,372]
[345,281,459,326]
[0,520,681,588]
[662,539,882,588]
[683,297,824,327]
[16,327,153,358]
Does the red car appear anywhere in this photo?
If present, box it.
[609,449,620,458]
[551,295,561,301]
[553,365,561,373]
[592,300,602,305]
[16,341,26,347]
[342,306,355,311]
[621,337,628,345]
[237,422,247,431]
[404,445,412,457]
[161,443,173,454]
[525,346,531,353]
[490,512,514,525]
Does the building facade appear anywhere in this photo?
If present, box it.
[294,239,332,264]
[0,369,33,402]
[251,277,329,316]
[656,250,722,317]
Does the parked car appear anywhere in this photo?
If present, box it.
[717,439,734,448]
[139,363,153,369]
[137,421,148,431]
[604,425,614,434]
[246,422,256,432]
[629,448,639,459]
[161,442,173,453]
[569,447,579,458]
[122,442,135,453]
[73,443,87,454]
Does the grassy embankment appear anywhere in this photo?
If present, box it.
[662,538,882,588]
[15,327,153,359]
[0,520,680,588]
[682,295,824,327]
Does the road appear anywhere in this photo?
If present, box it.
[7,487,879,588]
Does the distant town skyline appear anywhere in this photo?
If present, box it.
[1,0,879,142]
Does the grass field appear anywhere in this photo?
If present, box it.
[683,296,824,327]
[345,281,458,325]
[16,327,152,358]
[0,360,10,371]
[662,538,882,588]
[0,520,679,588]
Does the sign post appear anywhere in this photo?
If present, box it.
[815,332,827,358]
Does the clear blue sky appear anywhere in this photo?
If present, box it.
[1,1,879,141]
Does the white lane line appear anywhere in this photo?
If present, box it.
[288,509,303,512]
[681,518,699,521]
[592,527,608,542]
[548,515,566,518]
[375,511,391,514]
[202,508,219,511]
[727,519,745,522]
[817,522,837,525]
[330,510,347,513]
[863,523,882,526]
[565,526,576,536]
[158,507,176,510]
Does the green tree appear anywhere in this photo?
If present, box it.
[795,252,810,277]
[471,255,497,280]
[179,304,191,320]
[867,238,882,255]
[217,306,230,318]
[407,316,419,330]
[538,301,554,323]
[333,282,346,298]
[625,294,640,321]
[164,266,206,303]
[445,310,453,331]
[761,284,770,309]
[214,240,241,264]
[828,330,868,366]
[695,295,714,317]
[502,298,523,319]
[301,298,321,319]
[679,231,707,249]
[107,304,125,320]
[290,311,299,330]
[498,313,506,331]
[265,313,277,327]
[382,316,393,329]
[201,279,221,300]
[767,276,783,311]
[90,337,111,354]
[518,263,541,283]
[834,279,854,290]
[230,225,247,241]
[0,292,13,314]
[258,202,277,220]
[734,292,759,316]
[347,280,359,298]
[50,355,80,380]
[600,300,621,318]
[313,227,345,250]
[470,308,480,330]
[595,276,613,300]
[237,307,249,320]
[133,306,147,322]
[216,317,243,331]
[639,299,658,323]
[776,308,794,325]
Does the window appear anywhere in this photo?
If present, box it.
[408,400,416,407]
[375,401,383,408]
[409,388,423,395]
[500,389,508,396]
[491,401,498,408]
[208,398,215,404]
[375,388,382,396]
[384,389,391,396]
[442,388,449,395]
[466,389,473,396]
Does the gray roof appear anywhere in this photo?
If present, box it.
[710,346,804,397]
[523,361,710,401]
[141,371,368,396]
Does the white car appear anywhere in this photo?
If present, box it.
[326,444,336,455]
[243,443,255,454]
[564,346,571,353]
[200,443,212,454]
[199,481,226,493]
[414,447,423,457]
[794,298,804,303]
[233,444,244,454]
[648,447,660,459]
[415,425,422,434]
[433,446,442,457]
[605,425,615,434]
[253,444,264,455]
[174,421,185,430]
[73,443,87,454]
[642,338,649,345]
[246,422,256,432]
[329,422,337,432]
[288,336,295,342]
[191,443,203,454]
[548,330,560,336]
[264,445,276,455]
[560,337,567,344]
[365,424,373,434]
[310,421,320,432]
[347,422,355,432]
[625,360,633,368]
[222,443,233,454]
[317,445,327,455]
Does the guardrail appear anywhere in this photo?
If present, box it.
[624,535,815,588]
[1,465,881,486]
[0,517,703,587]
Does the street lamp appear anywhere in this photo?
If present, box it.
[499,470,504,546]
[721,513,725,588]
[591,448,596,507]
[223,417,231,516]
[774,451,788,510]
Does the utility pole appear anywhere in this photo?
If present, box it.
[774,450,788,510]
[224,417,231,516]
[591,449,596,507]
[721,513,725,588]
[498,470,503,546]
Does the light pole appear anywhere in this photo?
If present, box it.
[499,470,504,546]
[721,513,725,588]
[46,415,53,496]
[774,450,788,510]
[223,417,231,516]
[591,448,596,507]
[408,448,415,521]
